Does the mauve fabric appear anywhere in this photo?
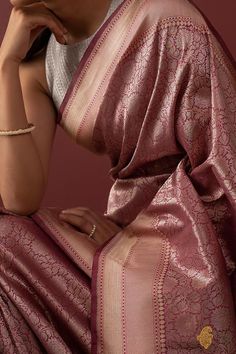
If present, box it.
[1,0,236,353]
[0,209,92,353]
[85,1,236,352]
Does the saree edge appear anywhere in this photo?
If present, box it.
[56,0,128,125]
[90,236,113,354]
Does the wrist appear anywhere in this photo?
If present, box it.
[0,55,21,71]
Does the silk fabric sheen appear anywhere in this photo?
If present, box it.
[1,0,236,353]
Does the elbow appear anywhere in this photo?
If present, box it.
[3,200,40,217]
[3,204,40,217]
[1,184,45,217]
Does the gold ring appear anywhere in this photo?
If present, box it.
[88,224,96,239]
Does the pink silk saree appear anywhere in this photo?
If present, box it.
[1,0,236,353]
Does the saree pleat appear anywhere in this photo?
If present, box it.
[1,0,236,353]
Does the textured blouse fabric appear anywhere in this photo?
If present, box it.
[45,0,123,110]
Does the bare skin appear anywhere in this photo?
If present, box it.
[10,0,112,45]
[0,0,121,245]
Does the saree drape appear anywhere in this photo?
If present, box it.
[1,0,236,353]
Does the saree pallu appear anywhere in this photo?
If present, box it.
[1,0,236,353]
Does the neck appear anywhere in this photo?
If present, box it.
[63,0,112,45]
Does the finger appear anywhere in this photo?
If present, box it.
[21,5,68,42]
[11,0,41,7]
[59,219,85,234]
[61,207,113,233]
[75,207,122,231]
[30,15,66,43]
[29,25,47,42]
[59,209,120,245]
[61,207,107,225]
[59,213,96,235]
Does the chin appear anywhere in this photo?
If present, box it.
[10,0,35,5]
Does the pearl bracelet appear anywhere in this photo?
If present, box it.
[0,123,35,136]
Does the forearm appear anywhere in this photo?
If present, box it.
[0,59,45,215]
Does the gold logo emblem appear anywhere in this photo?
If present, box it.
[196,326,213,349]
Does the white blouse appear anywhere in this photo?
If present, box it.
[45,0,123,111]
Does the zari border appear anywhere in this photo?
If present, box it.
[56,0,129,125]
[56,0,147,149]
[91,234,118,353]
[30,209,94,278]
[91,222,172,353]
[152,231,171,353]
[74,0,148,144]
[121,235,138,353]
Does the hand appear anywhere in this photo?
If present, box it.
[58,207,123,246]
[0,1,68,64]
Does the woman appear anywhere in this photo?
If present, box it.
[0,0,236,352]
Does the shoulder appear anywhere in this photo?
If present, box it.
[19,46,51,98]
[138,0,212,54]
[129,0,210,53]
[146,0,206,25]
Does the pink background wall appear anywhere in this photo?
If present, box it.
[0,0,236,214]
